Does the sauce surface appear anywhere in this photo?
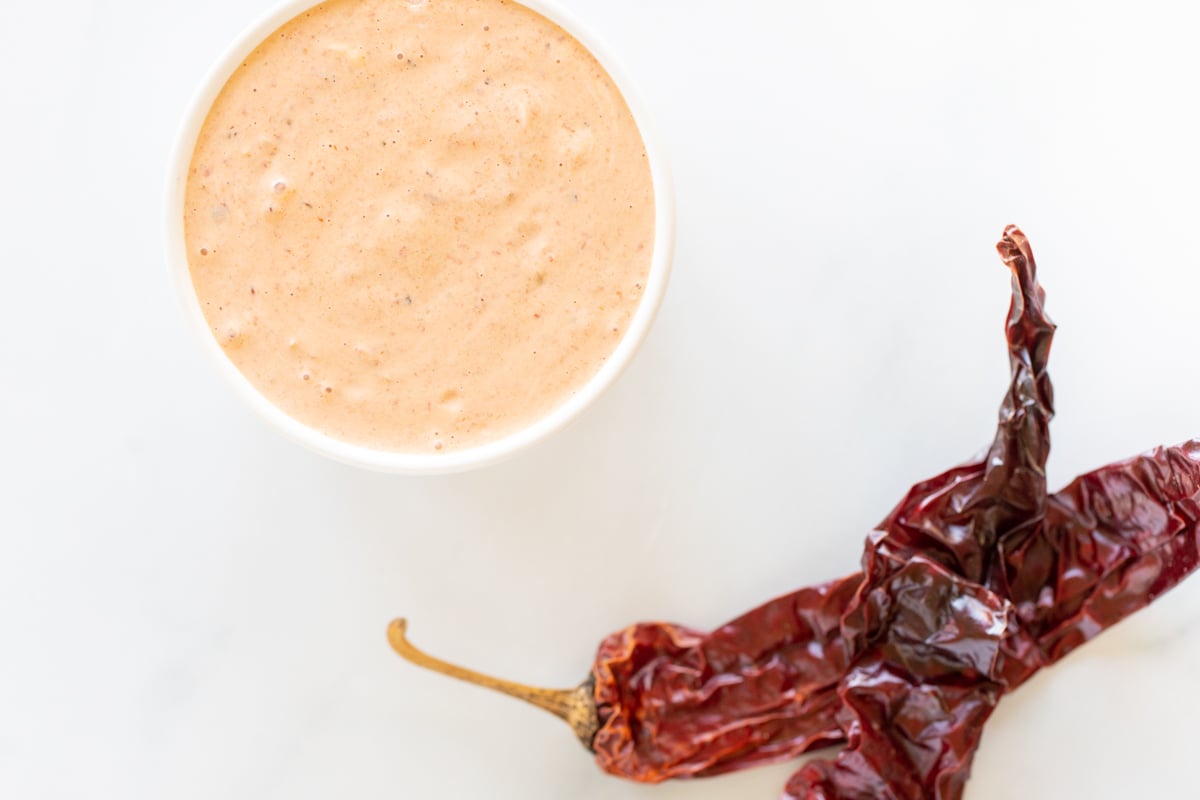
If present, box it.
[185,0,654,452]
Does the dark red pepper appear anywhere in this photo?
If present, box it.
[388,226,1200,799]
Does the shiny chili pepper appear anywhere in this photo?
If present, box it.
[388,226,1200,799]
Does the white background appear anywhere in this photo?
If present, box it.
[4,0,1200,798]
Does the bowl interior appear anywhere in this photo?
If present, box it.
[165,0,674,474]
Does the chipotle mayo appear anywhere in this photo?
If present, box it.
[185,0,654,452]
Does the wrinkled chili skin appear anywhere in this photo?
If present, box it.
[588,226,1200,799]
[786,558,1010,800]
[998,441,1200,687]
[592,574,860,782]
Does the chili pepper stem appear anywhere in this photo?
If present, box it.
[387,618,599,750]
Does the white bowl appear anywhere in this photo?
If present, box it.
[165,0,674,475]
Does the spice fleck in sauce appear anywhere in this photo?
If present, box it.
[185,0,654,452]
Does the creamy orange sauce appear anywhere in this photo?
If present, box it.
[185,0,654,452]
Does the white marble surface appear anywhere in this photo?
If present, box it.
[3,1,1200,798]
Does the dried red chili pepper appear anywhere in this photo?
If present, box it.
[783,440,1200,800]
[780,230,1200,799]
[779,226,1057,798]
[388,226,1200,799]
